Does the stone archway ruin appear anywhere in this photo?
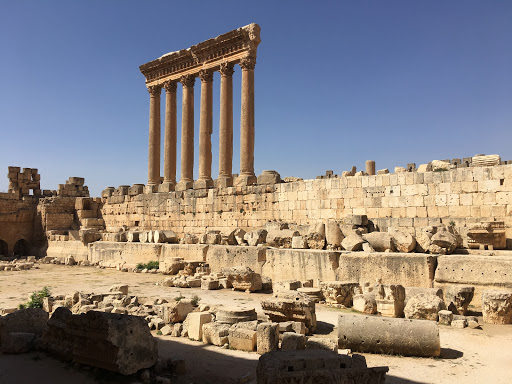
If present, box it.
[0,239,8,257]
[13,239,27,256]
[139,23,261,191]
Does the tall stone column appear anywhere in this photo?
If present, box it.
[160,81,178,192]
[194,69,214,189]
[147,85,162,190]
[366,160,376,176]
[236,57,257,186]
[216,62,235,188]
[176,74,195,191]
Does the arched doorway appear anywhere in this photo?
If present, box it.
[0,240,8,256]
[13,239,27,256]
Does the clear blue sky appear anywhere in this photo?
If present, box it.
[1,1,511,196]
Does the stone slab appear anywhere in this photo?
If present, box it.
[206,245,267,274]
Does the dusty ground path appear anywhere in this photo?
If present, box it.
[1,264,512,384]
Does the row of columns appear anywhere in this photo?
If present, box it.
[147,57,257,191]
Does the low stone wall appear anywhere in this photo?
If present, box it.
[46,240,89,261]
[336,253,437,288]
[88,242,162,265]
[262,249,339,283]
[434,254,512,306]
[206,245,267,274]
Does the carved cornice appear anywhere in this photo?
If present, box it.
[239,57,256,70]
[140,23,260,84]
[147,85,162,97]
[164,80,177,92]
[219,62,235,77]
[180,74,196,88]
[199,69,214,83]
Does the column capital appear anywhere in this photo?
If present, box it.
[164,80,177,93]
[239,57,256,70]
[219,62,235,77]
[147,85,162,97]
[180,74,196,88]
[198,69,214,83]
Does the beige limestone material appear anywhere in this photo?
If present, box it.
[177,74,195,191]
[163,81,178,187]
[195,69,214,190]
[217,62,235,188]
[147,85,161,185]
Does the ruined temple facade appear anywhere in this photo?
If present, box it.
[139,23,261,192]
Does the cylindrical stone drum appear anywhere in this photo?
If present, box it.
[338,314,440,357]
[365,160,376,176]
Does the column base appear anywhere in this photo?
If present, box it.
[175,180,194,191]
[193,178,214,190]
[144,184,159,194]
[215,176,233,189]
[234,174,257,187]
[158,181,175,192]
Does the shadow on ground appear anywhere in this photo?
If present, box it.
[314,320,335,335]
[385,375,429,384]
[440,347,464,359]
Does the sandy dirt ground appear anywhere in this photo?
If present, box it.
[1,264,512,384]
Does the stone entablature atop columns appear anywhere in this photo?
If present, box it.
[139,24,260,87]
[140,24,261,191]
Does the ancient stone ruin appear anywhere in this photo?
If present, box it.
[1,22,512,384]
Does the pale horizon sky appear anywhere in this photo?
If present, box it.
[1,1,511,196]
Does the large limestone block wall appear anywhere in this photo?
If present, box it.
[101,165,512,246]
[337,253,437,288]
[261,249,339,283]
[46,240,89,261]
[206,245,267,274]
[435,255,512,306]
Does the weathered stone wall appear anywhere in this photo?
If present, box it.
[0,194,42,256]
[101,165,512,246]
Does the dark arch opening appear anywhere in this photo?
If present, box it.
[13,239,27,256]
[0,240,8,256]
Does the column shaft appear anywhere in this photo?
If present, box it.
[162,81,177,191]
[217,63,234,188]
[237,57,257,186]
[177,75,195,190]
[147,85,161,186]
[195,70,214,189]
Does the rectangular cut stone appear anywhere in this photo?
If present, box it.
[187,312,212,341]
[228,326,257,352]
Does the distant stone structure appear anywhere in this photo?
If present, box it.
[139,23,261,191]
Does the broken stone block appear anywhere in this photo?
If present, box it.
[186,312,212,341]
[344,215,368,226]
[202,322,230,346]
[162,300,194,324]
[109,284,128,295]
[430,231,457,254]
[160,324,173,336]
[319,281,359,306]
[261,291,317,332]
[201,279,220,290]
[341,233,365,251]
[362,232,394,252]
[445,286,475,315]
[1,332,36,354]
[257,170,281,185]
[451,319,467,328]
[280,332,306,350]
[274,280,302,292]
[221,266,262,292]
[325,219,344,249]
[404,287,443,305]
[305,337,338,352]
[228,323,257,352]
[338,313,440,357]
[233,228,247,245]
[216,307,257,324]
[291,235,308,249]
[154,230,178,244]
[266,229,300,248]
[375,284,406,318]
[297,288,323,303]
[256,322,279,354]
[160,257,185,275]
[389,229,416,253]
[482,290,512,324]
[65,255,76,266]
[306,223,326,250]
[404,293,446,321]
[438,310,453,325]
[41,308,157,375]
[0,308,49,345]
[352,293,377,314]
[244,229,267,246]
[257,350,388,383]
